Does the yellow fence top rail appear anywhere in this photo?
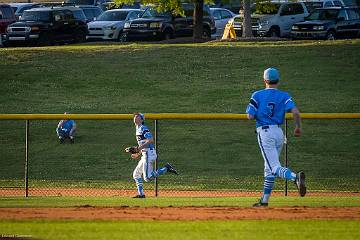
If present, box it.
[0,113,359,120]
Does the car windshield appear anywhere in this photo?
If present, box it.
[73,9,86,21]
[141,8,170,18]
[21,10,50,21]
[306,9,339,20]
[304,2,323,13]
[97,11,128,21]
[252,3,280,15]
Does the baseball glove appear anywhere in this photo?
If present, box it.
[125,146,139,154]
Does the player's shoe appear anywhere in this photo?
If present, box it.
[165,163,178,175]
[252,198,268,207]
[59,138,65,144]
[295,171,306,197]
[70,138,75,144]
[132,195,145,198]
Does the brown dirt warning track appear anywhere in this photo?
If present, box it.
[1,188,359,221]
[1,207,360,221]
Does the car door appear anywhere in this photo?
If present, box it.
[335,9,350,39]
[173,14,190,37]
[279,3,305,37]
[178,7,193,37]
[0,6,16,34]
[0,7,7,34]
[345,8,360,38]
[278,4,296,36]
[52,10,69,41]
[212,10,222,36]
[64,10,78,40]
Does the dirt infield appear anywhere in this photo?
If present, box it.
[1,188,359,197]
[1,188,359,221]
[1,206,359,221]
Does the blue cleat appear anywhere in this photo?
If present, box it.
[252,198,268,207]
[132,195,145,198]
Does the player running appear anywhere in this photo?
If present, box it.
[246,68,306,207]
[130,113,178,198]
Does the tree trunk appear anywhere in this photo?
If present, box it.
[242,0,253,38]
[193,0,204,41]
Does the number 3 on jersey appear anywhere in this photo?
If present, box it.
[267,103,276,117]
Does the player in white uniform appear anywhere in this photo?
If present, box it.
[132,113,178,198]
[246,68,306,207]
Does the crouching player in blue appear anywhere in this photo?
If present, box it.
[246,68,306,207]
[56,112,76,144]
[130,113,178,198]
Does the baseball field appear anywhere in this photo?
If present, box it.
[0,40,360,239]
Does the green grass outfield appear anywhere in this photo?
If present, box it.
[1,40,360,193]
[0,219,359,240]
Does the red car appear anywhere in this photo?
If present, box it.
[0,4,16,45]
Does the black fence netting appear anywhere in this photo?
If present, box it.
[0,118,359,197]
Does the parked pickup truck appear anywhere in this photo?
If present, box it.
[232,1,309,37]
[291,7,360,40]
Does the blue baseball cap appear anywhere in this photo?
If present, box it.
[263,68,280,83]
[138,113,145,121]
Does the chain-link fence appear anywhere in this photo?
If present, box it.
[0,114,359,197]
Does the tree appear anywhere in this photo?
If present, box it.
[193,0,204,41]
[242,0,253,38]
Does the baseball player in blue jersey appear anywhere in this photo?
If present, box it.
[130,113,178,198]
[56,112,76,144]
[246,68,306,207]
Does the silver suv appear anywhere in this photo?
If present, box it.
[233,1,309,37]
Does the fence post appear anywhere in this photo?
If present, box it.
[25,120,29,197]
[154,119,158,197]
[284,119,288,196]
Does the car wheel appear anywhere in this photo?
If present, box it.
[202,28,211,39]
[269,27,280,38]
[75,29,87,43]
[326,30,336,40]
[118,32,127,42]
[37,33,51,47]
[163,30,173,40]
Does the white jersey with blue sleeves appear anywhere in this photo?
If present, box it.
[136,124,155,150]
[246,88,296,128]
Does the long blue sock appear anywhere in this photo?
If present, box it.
[275,167,296,181]
[135,178,144,196]
[262,176,275,203]
[151,167,167,178]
